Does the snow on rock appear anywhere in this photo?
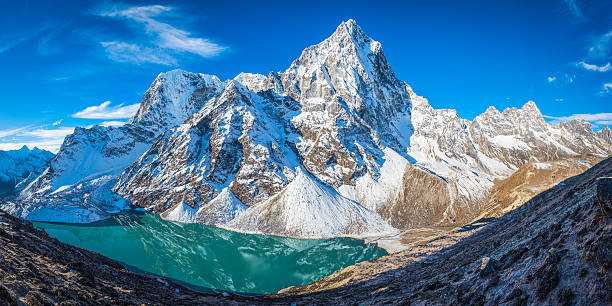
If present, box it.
[224,168,397,239]
[196,188,248,225]
[9,70,224,223]
[0,146,53,197]
[0,201,107,223]
[162,202,198,223]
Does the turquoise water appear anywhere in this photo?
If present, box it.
[33,213,386,294]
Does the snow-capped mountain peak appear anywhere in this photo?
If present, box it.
[129,69,224,131]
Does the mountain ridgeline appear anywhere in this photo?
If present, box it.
[4,20,611,238]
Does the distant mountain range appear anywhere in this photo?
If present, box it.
[0,146,53,197]
[2,20,611,238]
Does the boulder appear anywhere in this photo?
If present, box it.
[479,256,501,277]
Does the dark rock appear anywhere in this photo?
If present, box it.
[0,284,17,306]
[596,177,612,216]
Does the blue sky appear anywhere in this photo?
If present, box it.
[0,0,611,152]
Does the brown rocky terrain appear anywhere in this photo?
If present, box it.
[2,157,611,305]
[478,156,601,219]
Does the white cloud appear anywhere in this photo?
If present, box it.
[601,82,612,95]
[547,76,556,83]
[52,119,63,126]
[0,126,75,153]
[578,61,611,72]
[97,4,226,64]
[555,98,564,102]
[72,101,140,119]
[101,41,177,65]
[99,120,126,127]
[544,112,612,126]
[23,127,75,139]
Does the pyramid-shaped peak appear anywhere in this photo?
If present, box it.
[340,19,363,36]
[521,100,540,112]
[331,19,376,48]
[485,105,500,114]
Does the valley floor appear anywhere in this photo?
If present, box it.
[1,157,611,305]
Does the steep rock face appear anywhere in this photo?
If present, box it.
[10,70,223,223]
[280,20,413,187]
[0,146,53,197]
[129,70,224,132]
[380,164,451,229]
[113,80,301,215]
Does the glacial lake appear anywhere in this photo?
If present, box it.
[33,213,386,294]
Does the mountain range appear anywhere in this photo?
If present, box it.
[0,146,53,197]
[2,20,611,238]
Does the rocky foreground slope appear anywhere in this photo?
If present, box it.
[275,157,612,304]
[1,158,610,305]
[4,19,611,239]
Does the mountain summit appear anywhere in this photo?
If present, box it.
[4,20,611,238]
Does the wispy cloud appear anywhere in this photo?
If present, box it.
[600,82,612,95]
[0,29,44,54]
[578,61,611,72]
[96,4,227,65]
[100,41,177,65]
[0,125,75,153]
[36,24,68,56]
[588,30,612,60]
[23,127,75,140]
[563,0,585,20]
[99,120,126,127]
[0,126,33,138]
[544,112,612,126]
[546,74,575,85]
[72,101,140,119]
